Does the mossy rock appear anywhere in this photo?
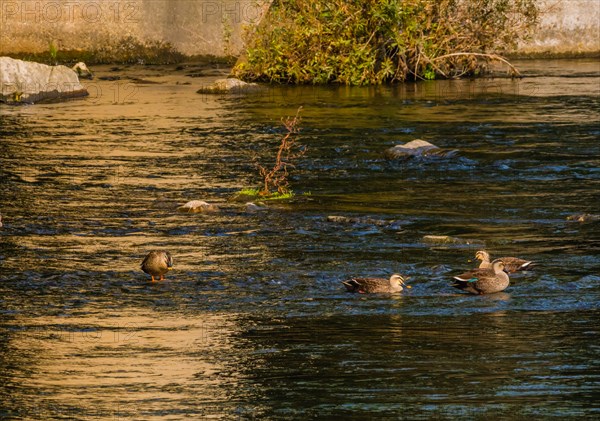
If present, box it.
[197,78,264,94]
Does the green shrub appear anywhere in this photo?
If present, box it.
[233,0,538,84]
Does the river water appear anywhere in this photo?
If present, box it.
[1,59,599,419]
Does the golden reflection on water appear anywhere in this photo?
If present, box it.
[12,309,240,419]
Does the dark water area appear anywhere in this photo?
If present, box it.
[1,59,599,419]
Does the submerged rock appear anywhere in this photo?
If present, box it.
[127,76,163,85]
[422,235,483,246]
[327,215,403,230]
[196,78,263,94]
[384,139,457,160]
[245,202,267,213]
[0,56,88,103]
[566,213,600,223]
[177,200,219,213]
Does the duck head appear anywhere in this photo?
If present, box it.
[390,274,411,290]
[475,250,490,262]
[490,259,506,274]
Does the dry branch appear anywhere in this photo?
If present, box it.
[257,107,306,196]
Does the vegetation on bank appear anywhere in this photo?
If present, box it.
[11,37,234,66]
[233,0,539,85]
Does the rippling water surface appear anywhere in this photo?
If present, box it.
[1,60,599,419]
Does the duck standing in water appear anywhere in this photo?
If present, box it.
[342,274,410,294]
[475,250,534,273]
[141,251,173,281]
[452,259,509,295]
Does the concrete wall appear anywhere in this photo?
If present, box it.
[0,0,271,57]
[519,0,600,55]
[0,0,597,59]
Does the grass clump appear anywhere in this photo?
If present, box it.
[233,0,539,85]
[238,188,262,196]
[236,189,297,201]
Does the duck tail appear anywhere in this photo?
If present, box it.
[451,276,480,293]
[451,279,469,291]
[520,261,536,270]
[342,280,359,292]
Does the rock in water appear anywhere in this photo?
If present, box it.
[326,215,402,230]
[0,56,89,104]
[245,202,267,213]
[177,200,220,213]
[566,213,600,223]
[384,139,456,160]
[422,235,483,246]
[196,78,263,94]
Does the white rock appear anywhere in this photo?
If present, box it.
[177,200,219,213]
[385,139,456,160]
[0,56,88,103]
[245,202,267,212]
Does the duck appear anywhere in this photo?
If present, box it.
[342,274,409,294]
[452,259,509,295]
[72,62,94,79]
[475,250,534,273]
[141,250,173,281]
